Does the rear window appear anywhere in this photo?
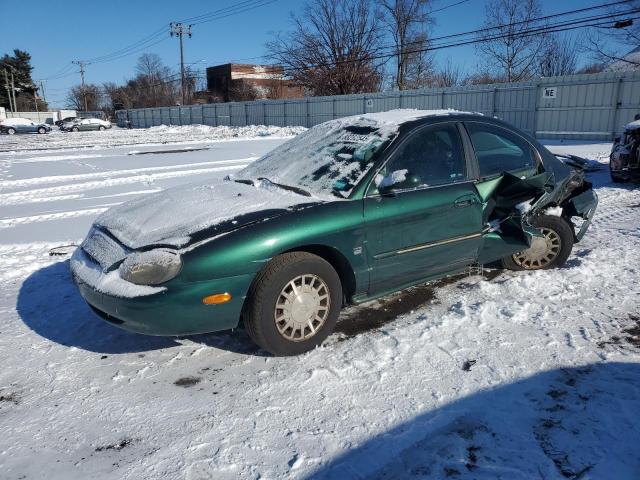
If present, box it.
[466,123,536,177]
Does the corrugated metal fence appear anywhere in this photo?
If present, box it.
[116,70,640,140]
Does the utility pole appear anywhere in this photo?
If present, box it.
[10,70,17,112]
[170,22,192,105]
[39,80,47,106]
[72,60,88,111]
[3,69,13,112]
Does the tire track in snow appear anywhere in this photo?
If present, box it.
[0,164,248,205]
[0,207,112,229]
[0,157,257,191]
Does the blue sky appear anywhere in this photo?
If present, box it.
[0,0,622,108]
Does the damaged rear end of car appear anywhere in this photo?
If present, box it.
[477,144,598,268]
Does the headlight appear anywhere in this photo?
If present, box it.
[119,249,182,285]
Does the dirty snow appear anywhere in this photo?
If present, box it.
[0,129,639,479]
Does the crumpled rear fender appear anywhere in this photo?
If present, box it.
[476,168,597,264]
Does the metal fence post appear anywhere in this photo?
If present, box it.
[263,102,267,126]
[332,97,336,119]
[213,104,218,127]
[306,98,310,127]
[244,102,249,126]
[611,77,624,139]
[533,84,540,138]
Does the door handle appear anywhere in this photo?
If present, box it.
[454,196,477,208]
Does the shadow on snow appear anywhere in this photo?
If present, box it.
[305,362,640,480]
[16,260,261,355]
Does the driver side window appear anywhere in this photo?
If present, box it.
[372,123,467,194]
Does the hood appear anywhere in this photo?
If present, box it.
[94,178,319,249]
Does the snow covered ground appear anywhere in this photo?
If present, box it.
[0,127,639,479]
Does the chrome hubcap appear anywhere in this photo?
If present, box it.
[275,274,330,342]
[513,227,562,269]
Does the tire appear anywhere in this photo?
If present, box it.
[501,215,574,271]
[610,163,625,183]
[72,126,79,132]
[99,125,105,131]
[37,127,46,134]
[242,252,342,356]
[7,127,16,135]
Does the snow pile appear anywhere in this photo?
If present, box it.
[0,123,306,154]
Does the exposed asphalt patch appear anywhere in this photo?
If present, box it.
[0,392,19,405]
[597,314,640,349]
[335,269,501,339]
[462,360,477,371]
[174,376,202,387]
[95,438,133,452]
[127,147,211,155]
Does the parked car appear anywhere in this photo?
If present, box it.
[610,118,640,182]
[71,110,598,355]
[62,118,112,132]
[55,116,77,128]
[0,118,51,135]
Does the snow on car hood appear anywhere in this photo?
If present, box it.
[94,178,318,249]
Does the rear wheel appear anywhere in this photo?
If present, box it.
[501,215,574,271]
[610,162,625,183]
[242,252,342,356]
[7,127,16,135]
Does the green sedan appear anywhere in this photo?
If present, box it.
[71,110,598,355]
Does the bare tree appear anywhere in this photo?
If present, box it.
[266,0,384,96]
[576,62,606,74]
[462,70,504,85]
[429,58,461,87]
[229,81,260,102]
[538,34,577,77]
[477,0,547,82]
[66,84,102,111]
[378,0,433,90]
[586,0,640,69]
[103,54,179,110]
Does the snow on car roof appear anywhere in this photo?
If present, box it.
[332,108,478,131]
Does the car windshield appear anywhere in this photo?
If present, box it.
[235,120,395,198]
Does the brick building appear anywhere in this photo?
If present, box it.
[206,63,303,102]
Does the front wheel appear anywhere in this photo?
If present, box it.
[99,125,105,131]
[72,126,79,132]
[242,252,342,356]
[37,127,46,134]
[501,215,574,271]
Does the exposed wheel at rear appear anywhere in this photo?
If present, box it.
[242,251,342,356]
[501,214,574,271]
[7,127,16,135]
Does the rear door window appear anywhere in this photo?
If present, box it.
[466,123,536,177]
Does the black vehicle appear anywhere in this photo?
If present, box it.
[55,116,77,128]
[610,118,640,182]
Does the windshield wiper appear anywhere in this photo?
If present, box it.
[257,177,312,197]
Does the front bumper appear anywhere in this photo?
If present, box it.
[71,249,253,336]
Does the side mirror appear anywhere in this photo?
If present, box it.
[377,183,397,197]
